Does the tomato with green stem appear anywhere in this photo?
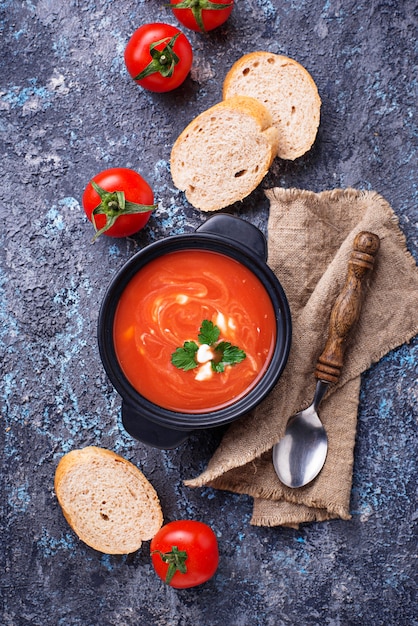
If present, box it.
[150,520,219,588]
[82,168,156,240]
[124,23,193,92]
[169,0,233,32]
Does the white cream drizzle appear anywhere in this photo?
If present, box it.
[194,361,213,381]
[196,343,214,364]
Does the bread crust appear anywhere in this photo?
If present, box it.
[223,51,321,160]
[170,95,279,211]
[217,95,275,134]
[54,446,163,554]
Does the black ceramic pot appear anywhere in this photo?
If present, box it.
[97,214,291,449]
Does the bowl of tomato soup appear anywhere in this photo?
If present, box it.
[98,214,291,448]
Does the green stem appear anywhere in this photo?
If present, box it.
[152,546,188,584]
[90,180,157,241]
[170,0,233,32]
[134,34,181,81]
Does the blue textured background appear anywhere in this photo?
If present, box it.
[1,1,417,624]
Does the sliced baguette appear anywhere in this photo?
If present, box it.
[223,52,321,160]
[170,95,279,212]
[54,446,163,554]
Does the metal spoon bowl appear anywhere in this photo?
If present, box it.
[273,380,328,488]
[272,231,380,488]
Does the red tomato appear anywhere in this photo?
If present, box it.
[82,168,156,240]
[170,0,233,32]
[150,520,219,588]
[124,23,193,92]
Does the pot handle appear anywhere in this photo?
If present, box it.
[121,402,192,449]
[196,214,267,261]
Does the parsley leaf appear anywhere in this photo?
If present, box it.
[213,342,246,372]
[198,319,220,345]
[171,320,246,373]
[216,342,246,364]
[171,341,198,371]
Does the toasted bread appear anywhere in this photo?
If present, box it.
[54,446,163,554]
[223,52,321,160]
[170,95,279,211]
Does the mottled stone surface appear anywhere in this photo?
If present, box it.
[1,1,417,624]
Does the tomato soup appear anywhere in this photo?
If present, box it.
[113,249,277,413]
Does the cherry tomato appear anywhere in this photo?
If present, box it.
[124,23,193,92]
[82,168,156,240]
[150,520,219,588]
[170,0,233,32]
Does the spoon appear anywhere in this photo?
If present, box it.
[272,231,380,488]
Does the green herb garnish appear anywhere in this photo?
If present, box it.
[171,320,246,373]
[212,341,246,373]
[171,341,199,371]
[198,319,220,345]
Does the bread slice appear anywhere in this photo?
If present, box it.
[223,52,321,160]
[170,95,279,211]
[54,446,163,554]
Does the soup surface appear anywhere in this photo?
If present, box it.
[113,249,277,413]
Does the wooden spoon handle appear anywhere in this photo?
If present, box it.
[314,231,380,384]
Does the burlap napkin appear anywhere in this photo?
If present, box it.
[185,188,418,527]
